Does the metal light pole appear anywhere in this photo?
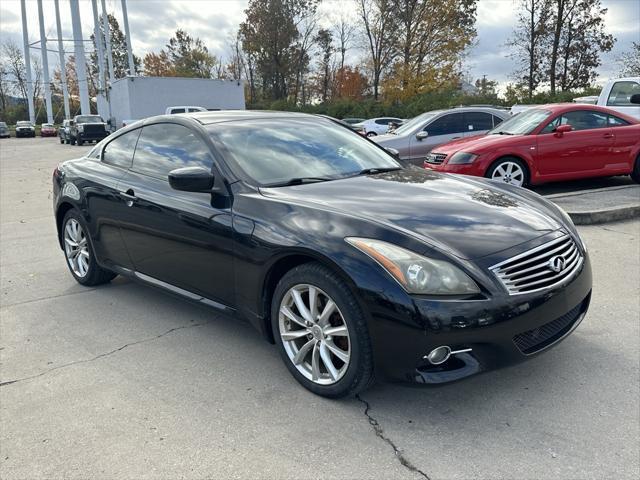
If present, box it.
[91,0,106,91]
[101,0,115,83]
[37,0,54,124]
[54,0,70,119]
[69,0,90,114]
[20,0,35,123]
[120,0,136,76]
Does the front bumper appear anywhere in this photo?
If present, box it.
[423,161,484,176]
[366,250,592,384]
[16,130,35,137]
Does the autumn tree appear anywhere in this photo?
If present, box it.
[166,29,217,78]
[143,51,175,77]
[386,0,477,100]
[334,66,368,99]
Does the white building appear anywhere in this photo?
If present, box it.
[101,76,246,128]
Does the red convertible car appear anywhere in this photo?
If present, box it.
[423,104,640,187]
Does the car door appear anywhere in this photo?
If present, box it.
[116,122,235,306]
[409,112,466,162]
[82,129,141,269]
[606,113,639,173]
[536,110,612,179]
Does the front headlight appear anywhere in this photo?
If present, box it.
[77,124,84,132]
[345,238,480,295]
[448,151,478,164]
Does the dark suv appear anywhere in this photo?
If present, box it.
[69,115,109,145]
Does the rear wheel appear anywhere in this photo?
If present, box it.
[272,263,374,398]
[486,157,529,187]
[631,155,640,183]
[62,210,116,286]
[366,131,377,137]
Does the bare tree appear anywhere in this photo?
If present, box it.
[333,14,355,71]
[357,0,397,99]
[508,0,553,99]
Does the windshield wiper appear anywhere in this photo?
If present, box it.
[264,176,333,187]
[354,167,402,176]
[493,131,514,135]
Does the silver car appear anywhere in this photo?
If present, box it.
[372,107,510,165]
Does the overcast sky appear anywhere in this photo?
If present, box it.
[1,0,638,91]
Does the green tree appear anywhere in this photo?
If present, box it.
[165,29,217,78]
[90,14,141,82]
[314,28,333,102]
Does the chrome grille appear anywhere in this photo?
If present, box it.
[490,235,583,295]
[425,153,447,164]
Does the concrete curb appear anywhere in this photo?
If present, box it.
[566,205,640,225]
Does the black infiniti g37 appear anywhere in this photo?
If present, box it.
[52,111,592,398]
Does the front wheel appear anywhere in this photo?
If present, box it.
[366,131,377,137]
[486,157,529,187]
[62,210,116,286]
[77,137,84,146]
[272,263,374,398]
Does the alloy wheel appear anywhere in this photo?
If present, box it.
[491,161,525,187]
[278,284,351,385]
[64,218,90,277]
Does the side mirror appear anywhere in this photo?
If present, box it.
[554,124,573,136]
[385,147,400,159]
[168,166,214,192]
[630,93,640,104]
[416,131,429,141]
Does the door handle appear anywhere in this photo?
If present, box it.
[603,133,614,139]
[119,189,137,206]
[452,136,461,140]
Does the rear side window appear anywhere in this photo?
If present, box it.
[375,118,390,125]
[102,129,141,168]
[608,115,630,127]
[492,115,504,127]
[425,113,466,136]
[607,81,640,106]
[132,123,213,180]
[464,112,494,132]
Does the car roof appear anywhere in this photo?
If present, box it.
[165,110,323,125]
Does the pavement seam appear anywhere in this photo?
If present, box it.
[0,288,99,309]
[0,321,211,387]
[355,394,430,480]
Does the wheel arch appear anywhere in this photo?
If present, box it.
[55,201,76,249]
[259,250,363,344]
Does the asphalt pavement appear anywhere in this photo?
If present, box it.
[1,137,639,479]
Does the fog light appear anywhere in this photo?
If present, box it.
[424,346,473,365]
[425,346,451,365]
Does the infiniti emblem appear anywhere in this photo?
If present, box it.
[548,255,566,273]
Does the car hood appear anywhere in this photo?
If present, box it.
[433,133,523,154]
[371,133,408,148]
[261,168,562,260]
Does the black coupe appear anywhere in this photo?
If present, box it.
[53,111,592,398]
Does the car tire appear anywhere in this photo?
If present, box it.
[70,137,76,145]
[77,137,84,146]
[271,262,374,398]
[486,157,529,187]
[59,137,64,144]
[366,131,377,137]
[631,155,640,183]
[61,210,116,286]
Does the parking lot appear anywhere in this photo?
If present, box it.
[1,137,638,479]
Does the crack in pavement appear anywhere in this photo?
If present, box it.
[0,321,211,387]
[356,394,430,479]
[598,226,637,237]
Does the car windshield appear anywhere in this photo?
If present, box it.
[209,118,401,186]
[17,121,32,126]
[76,115,103,123]
[393,112,437,135]
[489,109,551,135]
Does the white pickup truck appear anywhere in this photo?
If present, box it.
[594,77,640,119]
